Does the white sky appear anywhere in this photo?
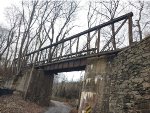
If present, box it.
[0,0,149,81]
[0,0,87,81]
[0,0,21,25]
[0,0,88,25]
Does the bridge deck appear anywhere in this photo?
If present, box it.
[35,49,122,73]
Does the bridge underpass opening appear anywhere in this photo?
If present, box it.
[52,71,85,109]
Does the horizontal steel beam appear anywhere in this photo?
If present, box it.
[35,49,122,73]
[35,48,122,68]
[41,58,87,73]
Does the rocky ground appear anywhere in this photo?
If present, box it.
[0,94,46,113]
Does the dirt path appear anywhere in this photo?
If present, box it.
[45,100,72,113]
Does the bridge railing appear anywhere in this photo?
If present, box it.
[14,12,133,67]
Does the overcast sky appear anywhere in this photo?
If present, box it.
[0,0,135,81]
[0,0,87,81]
[0,0,148,81]
[0,0,20,24]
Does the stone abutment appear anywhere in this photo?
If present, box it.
[79,36,150,113]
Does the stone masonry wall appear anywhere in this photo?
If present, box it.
[4,69,31,93]
[109,37,150,113]
[79,36,150,113]
[4,68,54,106]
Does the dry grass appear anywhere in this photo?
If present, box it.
[69,108,78,113]
[0,94,46,113]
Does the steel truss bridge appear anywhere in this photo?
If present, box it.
[14,12,133,73]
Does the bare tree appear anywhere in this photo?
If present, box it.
[129,0,150,41]
[86,0,128,51]
[87,1,98,29]
[0,25,16,61]
[4,0,78,76]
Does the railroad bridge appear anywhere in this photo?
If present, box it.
[14,12,133,73]
[4,12,150,113]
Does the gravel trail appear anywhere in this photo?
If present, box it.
[45,100,72,113]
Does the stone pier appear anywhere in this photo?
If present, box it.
[24,69,54,106]
[78,55,114,113]
[5,68,54,106]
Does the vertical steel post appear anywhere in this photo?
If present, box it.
[87,32,90,54]
[97,29,100,53]
[70,39,72,55]
[112,23,116,50]
[128,16,133,45]
[76,37,79,56]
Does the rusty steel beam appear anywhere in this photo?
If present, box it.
[35,49,122,73]
[37,57,86,73]
[35,48,122,68]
